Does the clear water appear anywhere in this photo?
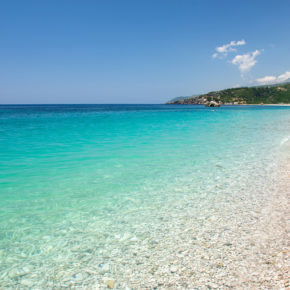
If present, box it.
[0,104,290,287]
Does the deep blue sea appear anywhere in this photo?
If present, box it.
[0,104,290,288]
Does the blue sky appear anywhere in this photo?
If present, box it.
[0,0,290,104]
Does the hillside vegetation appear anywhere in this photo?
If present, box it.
[167,82,290,105]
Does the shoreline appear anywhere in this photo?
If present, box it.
[250,147,290,288]
[118,146,290,289]
[261,103,290,106]
[167,103,290,106]
[239,103,290,106]
[93,144,290,288]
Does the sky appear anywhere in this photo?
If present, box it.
[0,0,290,104]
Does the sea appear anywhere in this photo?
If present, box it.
[0,104,289,288]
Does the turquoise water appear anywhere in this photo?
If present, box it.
[0,104,290,287]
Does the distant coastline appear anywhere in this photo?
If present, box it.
[166,81,290,106]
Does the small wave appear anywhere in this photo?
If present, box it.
[280,136,290,145]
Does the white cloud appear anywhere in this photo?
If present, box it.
[231,50,260,73]
[277,71,290,82]
[212,40,262,75]
[212,53,218,59]
[256,71,290,85]
[213,39,246,57]
[256,76,276,84]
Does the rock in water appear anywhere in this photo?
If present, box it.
[106,280,115,288]
[205,100,220,107]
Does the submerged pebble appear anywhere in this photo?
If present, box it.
[170,265,178,273]
[20,279,33,287]
[99,263,110,273]
[106,280,115,288]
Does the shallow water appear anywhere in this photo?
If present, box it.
[0,104,289,288]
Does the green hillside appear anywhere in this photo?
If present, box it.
[167,82,290,105]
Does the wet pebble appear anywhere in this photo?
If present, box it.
[20,279,33,287]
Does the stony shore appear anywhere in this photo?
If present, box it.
[66,148,289,288]
[101,155,289,289]
[93,144,290,289]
